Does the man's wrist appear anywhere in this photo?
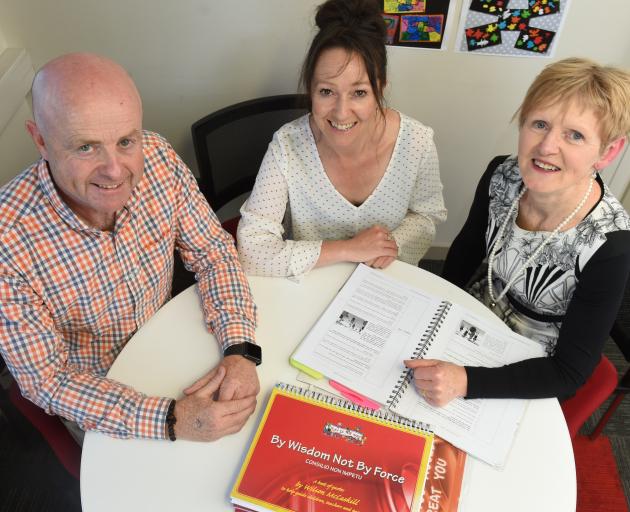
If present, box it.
[165,399,177,441]
[223,342,262,366]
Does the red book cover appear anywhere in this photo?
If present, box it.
[419,437,467,512]
[231,384,434,512]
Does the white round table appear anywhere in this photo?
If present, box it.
[80,261,576,511]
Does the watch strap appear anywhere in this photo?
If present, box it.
[223,342,262,365]
[166,399,177,441]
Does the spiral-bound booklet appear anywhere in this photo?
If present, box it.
[231,383,434,512]
[291,264,545,468]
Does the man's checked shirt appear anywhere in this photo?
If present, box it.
[0,131,257,439]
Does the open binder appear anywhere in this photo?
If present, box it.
[291,264,545,468]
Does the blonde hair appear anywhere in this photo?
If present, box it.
[516,58,630,146]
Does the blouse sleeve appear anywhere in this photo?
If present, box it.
[237,132,321,277]
[466,231,630,400]
[391,134,447,265]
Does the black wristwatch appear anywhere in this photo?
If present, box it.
[223,342,262,366]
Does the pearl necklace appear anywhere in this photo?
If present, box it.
[487,177,594,308]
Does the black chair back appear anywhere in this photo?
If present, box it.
[191,94,308,212]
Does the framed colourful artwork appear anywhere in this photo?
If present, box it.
[382,0,454,50]
[384,0,426,14]
[456,0,571,57]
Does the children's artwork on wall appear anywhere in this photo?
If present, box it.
[382,0,455,50]
[455,0,570,57]
[383,15,400,44]
[400,15,444,42]
[384,0,426,13]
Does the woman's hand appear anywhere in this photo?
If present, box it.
[404,359,468,407]
[346,225,398,263]
[317,225,398,268]
[365,256,396,269]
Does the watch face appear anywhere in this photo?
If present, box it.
[246,343,262,365]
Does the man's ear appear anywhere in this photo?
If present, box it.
[25,120,49,160]
[596,136,626,170]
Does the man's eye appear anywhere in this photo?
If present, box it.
[78,144,91,153]
[120,138,132,148]
[319,88,333,96]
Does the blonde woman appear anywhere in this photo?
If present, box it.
[409,58,630,407]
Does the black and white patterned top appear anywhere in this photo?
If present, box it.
[443,155,630,400]
[237,113,447,277]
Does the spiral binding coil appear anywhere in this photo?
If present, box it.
[386,301,452,408]
[277,382,432,434]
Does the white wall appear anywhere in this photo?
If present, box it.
[385,0,630,246]
[0,0,316,181]
[0,27,38,183]
[1,0,630,247]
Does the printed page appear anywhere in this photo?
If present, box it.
[291,265,444,404]
[392,306,546,468]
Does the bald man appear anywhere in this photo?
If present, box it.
[0,53,260,442]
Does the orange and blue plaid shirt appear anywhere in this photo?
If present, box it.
[0,131,257,439]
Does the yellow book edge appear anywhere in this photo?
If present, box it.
[289,357,324,380]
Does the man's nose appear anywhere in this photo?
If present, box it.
[100,149,125,178]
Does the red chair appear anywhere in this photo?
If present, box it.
[560,355,618,440]
[589,313,630,439]
[590,368,630,439]
[561,275,630,439]
[8,381,81,479]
